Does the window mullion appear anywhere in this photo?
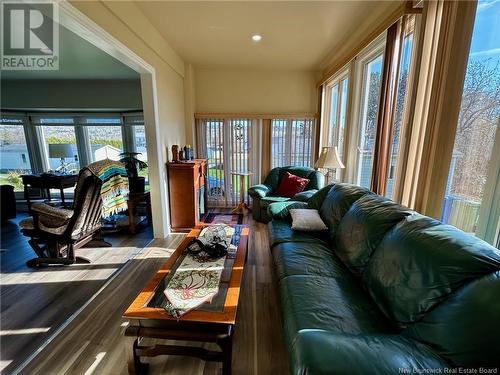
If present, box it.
[26,116,49,173]
[122,117,135,153]
[75,125,91,166]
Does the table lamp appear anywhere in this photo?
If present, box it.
[315,146,345,183]
[49,143,74,174]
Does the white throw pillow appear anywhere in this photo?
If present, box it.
[290,209,328,232]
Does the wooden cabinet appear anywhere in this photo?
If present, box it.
[166,159,207,231]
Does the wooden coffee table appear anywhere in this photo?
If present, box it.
[123,225,249,375]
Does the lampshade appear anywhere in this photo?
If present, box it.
[49,143,73,158]
[315,146,345,169]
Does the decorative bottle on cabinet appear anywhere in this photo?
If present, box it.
[166,159,207,231]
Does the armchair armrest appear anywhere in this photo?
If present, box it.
[31,203,73,220]
[292,330,449,375]
[267,201,308,220]
[292,189,318,202]
[248,184,273,199]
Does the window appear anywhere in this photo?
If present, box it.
[124,115,149,188]
[0,117,32,191]
[271,118,316,169]
[385,25,415,199]
[203,119,225,206]
[325,74,349,179]
[197,118,254,207]
[356,54,384,188]
[41,125,80,173]
[441,0,500,241]
[88,126,124,162]
[0,112,147,195]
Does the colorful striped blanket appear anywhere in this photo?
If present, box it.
[87,159,129,218]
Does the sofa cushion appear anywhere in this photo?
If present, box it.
[335,194,412,275]
[403,271,500,367]
[290,209,328,232]
[319,183,372,242]
[276,172,310,198]
[280,275,395,348]
[364,214,500,329]
[268,219,327,248]
[272,242,344,280]
[278,166,323,191]
[292,331,449,375]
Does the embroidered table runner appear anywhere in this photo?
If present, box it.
[163,226,238,318]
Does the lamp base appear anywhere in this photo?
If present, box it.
[58,158,71,175]
[325,168,340,185]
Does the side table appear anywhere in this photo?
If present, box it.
[127,191,152,234]
[230,171,253,213]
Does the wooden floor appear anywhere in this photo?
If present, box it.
[0,214,153,375]
[11,212,289,375]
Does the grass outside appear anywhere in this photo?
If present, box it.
[0,172,24,191]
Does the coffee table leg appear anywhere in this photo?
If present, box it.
[126,336,149,375]
[217,334,233,375]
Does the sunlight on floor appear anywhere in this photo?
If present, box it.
[83,352,107,375]
[0,270,113,284]
[0,360,12,373]
[0,327,51,335]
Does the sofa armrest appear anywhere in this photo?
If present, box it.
[292,189,318,202]
[292,330,449,375]
[248,184,273,199]
[31,203,73,220]
[268,201,308,220]
[306,184,335,209]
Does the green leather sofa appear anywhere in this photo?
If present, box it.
[267,183,500,374]
[248,166,324,223]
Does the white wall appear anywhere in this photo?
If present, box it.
[69,0,187,238]
[194,68,318,114]
[1,79,142,110]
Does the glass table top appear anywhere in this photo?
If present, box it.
[146,225,243,314]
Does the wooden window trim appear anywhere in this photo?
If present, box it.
[371,21,401,194]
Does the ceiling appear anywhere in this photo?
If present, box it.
[136,1,402,71]
[1,25,140,80]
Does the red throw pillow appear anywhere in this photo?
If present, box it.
[276,172,310,198]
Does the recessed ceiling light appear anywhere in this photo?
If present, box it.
[252,34,262,42]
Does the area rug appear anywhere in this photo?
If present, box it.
[204,212,243,225]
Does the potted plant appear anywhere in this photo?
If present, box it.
[119,152,148,193]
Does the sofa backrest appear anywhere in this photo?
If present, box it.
[317,184,500,367]
[362,214,500,330]
[334,194,412,276]
[264,166,324,191]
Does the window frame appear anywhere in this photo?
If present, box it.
[322,68,350,180]
[270,118,317,169]
[389,16,419,202]
[346,33,386,185]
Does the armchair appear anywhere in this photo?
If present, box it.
[248,166,324,222]
[20,168,107,267]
